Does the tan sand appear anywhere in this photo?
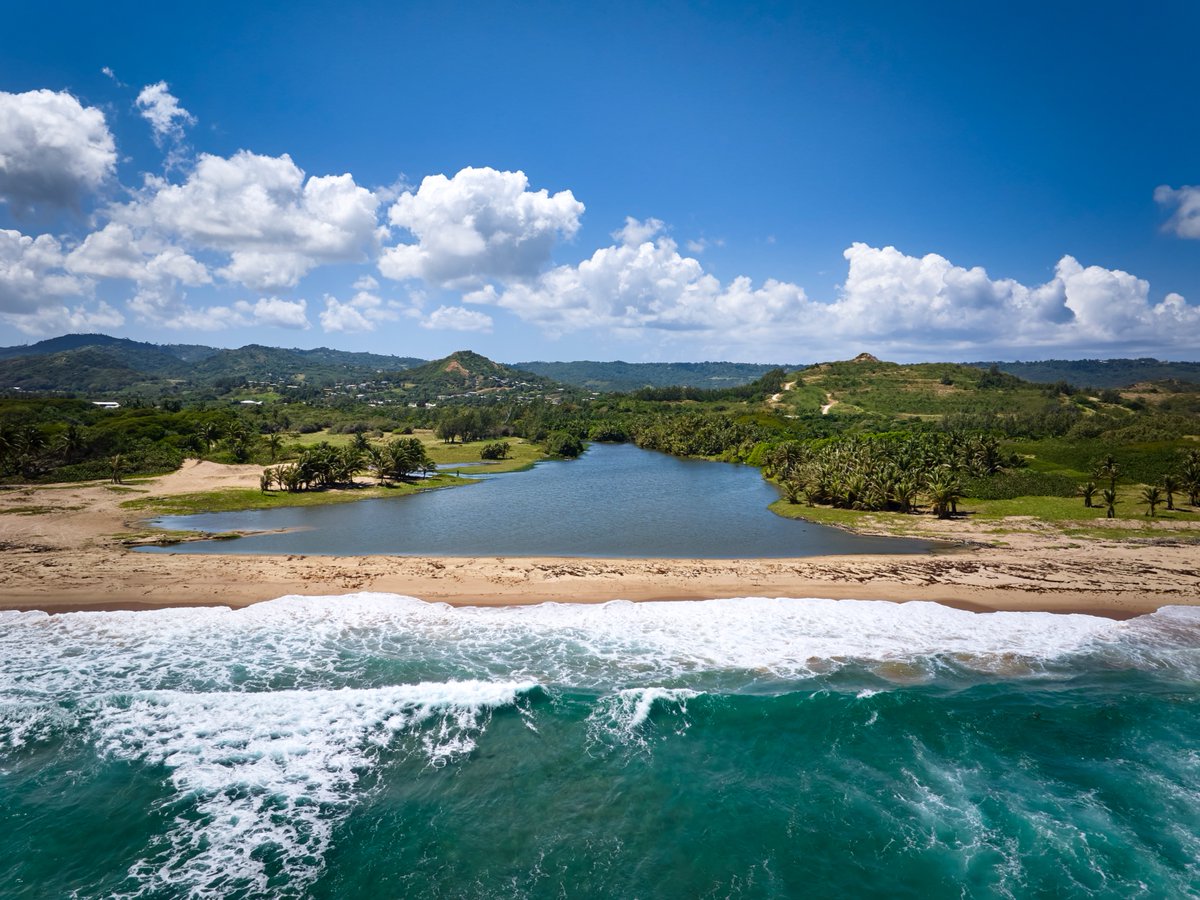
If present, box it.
[1,459,1197,618]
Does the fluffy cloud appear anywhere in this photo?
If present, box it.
[115,150,380,290]
[128,289,309,331]
[421,305,493,333]
[65,223,210,286]
[0,229,88,313]
[380,167,583,287]
[319,288,405,333]
[0,229,129,335]
[1155,184,1200,239]
[613,216,664,246]
[470,228,808,338]
[136,82,195,144]
[833,244,1198,351]
[472,228,1198,357]
[0,89,116,213]
[242,296,310,329]
[2,300,124,337]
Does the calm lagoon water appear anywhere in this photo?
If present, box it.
[142,442,932,557]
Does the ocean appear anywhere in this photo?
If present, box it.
[1,594,1198,898]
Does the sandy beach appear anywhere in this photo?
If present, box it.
[1,459,1197,618]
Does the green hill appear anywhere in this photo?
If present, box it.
[399,351,561,399]
[971,358,1200,389]
[0,347,169,394]
[0,334,425,395]
[775,354,1074,419]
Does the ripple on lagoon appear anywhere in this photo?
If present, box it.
[141,442,935,558]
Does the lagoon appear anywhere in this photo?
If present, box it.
[142,442,933,557]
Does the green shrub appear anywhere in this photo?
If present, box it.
[544,431,584,458]
[962,471,1078,500]
[480,441,511,460]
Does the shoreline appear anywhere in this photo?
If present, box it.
[1,545,1192,620]
[3,459,1198,619]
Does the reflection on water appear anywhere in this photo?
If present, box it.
[141,442,933,558]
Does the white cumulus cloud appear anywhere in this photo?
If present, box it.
[380,167,583,287]
[421,305,493,333]
[319,288,405,333]
[115,150,380,291]
[826,244,1199,355]
[472,233,808,338]
[65,223,210,286]
[128,288,309,331]
[135,82,196,144]
[472,225,1198,357]
[1155,184,1200,239]
[2,300,125,337]
[613,216,665,246]
[239,296,310,329]
[0,229,87,313]
[0,89,116,213]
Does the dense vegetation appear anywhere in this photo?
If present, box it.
[3,340,1198,530]
[972,358,1200,389]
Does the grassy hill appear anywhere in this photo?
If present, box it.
[775,355,1062,419]
[399,351,562,400]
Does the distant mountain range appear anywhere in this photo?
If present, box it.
[513,360,795,392]
[0,334,1196,396]
[0,334,426,395]
[970,359,1200,389]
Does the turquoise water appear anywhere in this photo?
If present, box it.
[3,594,1199,898]
[140,443,933,557]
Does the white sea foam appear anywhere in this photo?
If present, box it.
[3,595,1195,704]
[2,595,1198,896]
[95,680,534,899]
[587,687,700,751]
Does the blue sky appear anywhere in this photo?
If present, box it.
[1,1,1197,362]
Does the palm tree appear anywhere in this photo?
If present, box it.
[1080,480,1098,508]
[198,422,222,455]
[1181,450,1200,506]
[1162,474,1177,511]
[1102,488,1119,519]
[891,479,920,514]
[925,473,963,520]
[59,424,86,463]
[1141,485,1163,517]
[226,422,255,463]
[1094,454,1121,492]
[266,433,284,462]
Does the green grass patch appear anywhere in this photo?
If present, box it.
[968,490,1200,523]
[768,487,1200,542]
[961,471,1078,500]
[121,473,471,516]
[767,499,936,537]
[0,505,77,515]
[279,430,548,474]
[416,434,547,473]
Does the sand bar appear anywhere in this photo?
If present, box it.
[2,460,1197,618]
